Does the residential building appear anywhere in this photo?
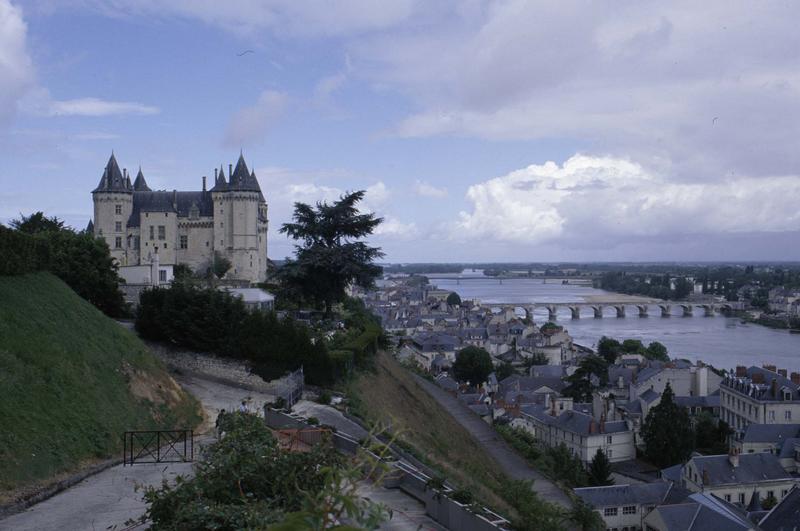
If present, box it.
[575,482,687,531]
[719,366,800,434]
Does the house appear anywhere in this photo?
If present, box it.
[719,366,800,434]
[642,492,758,531]
[734,423,800,455]
[514,401,636,464]
[759,485,800,531]
[574,482,688,531]
[681,452,797,507]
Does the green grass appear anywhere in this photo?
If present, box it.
[0,273,201,495]
[348,351,512,513]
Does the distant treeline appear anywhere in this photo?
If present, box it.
[597,272,693,300]
[0,224,127,317]
[136,285,383,386]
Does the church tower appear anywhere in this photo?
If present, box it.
[92,153,133,265]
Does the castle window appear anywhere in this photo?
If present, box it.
[159,270,167,282]
[149,226,154,240]
[115,204,122,215]
[115,221,122,232]
[180,235,188,249]
[163,243,167,249]
[134,236,140,250]
[114,236,122,249]
[206,241,209,247]
[158,226,165,240]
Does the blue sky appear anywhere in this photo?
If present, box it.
[2,1,800,262]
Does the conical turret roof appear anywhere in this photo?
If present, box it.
[92,153,132,193]
[133,167,151,191]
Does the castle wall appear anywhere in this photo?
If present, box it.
[139,211,178,265]
[176,218,214,273]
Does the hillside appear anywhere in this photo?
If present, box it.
[0,273,201,497]
[349,351,513,513]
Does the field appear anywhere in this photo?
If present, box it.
[0,273,201,497]
[349,351,512,513]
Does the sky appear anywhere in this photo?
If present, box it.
[1,0,799,262]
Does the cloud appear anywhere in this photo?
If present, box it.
[455,154,800,248]
[355,2,800,181]
[413,180,447,198]
[223,90,288,147]
[47,97,159,116]
[0,0,34,124]
[374,216,418,239]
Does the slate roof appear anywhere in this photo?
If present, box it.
[648,499,754,531]
[521,405,630,436]
[92,153,131,193]
[759,485,800,531]
[741,423,800,444]
[722,366,800,403]
[640,388,660,404]
[689,453,791,486]
[662,464,683,483]
[128,191,214,227]
[575,482,672,508]
[133,168,151,191]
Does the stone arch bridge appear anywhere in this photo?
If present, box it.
[489,301,738,321]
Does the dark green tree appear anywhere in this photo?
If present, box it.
[568,498,606,531]
[694,413,731,454]
[452,346,494,385]
[562,355,609,401]
[641,383,694,467]
[446,291,462,306]
[280,191,383,315]
[10,211,65,234]
[588,448,614,486]
[495,362,515,380]
[211,251,232,280]
[645,341,669,362]
[597,336,621,365]
[621,339,645,354]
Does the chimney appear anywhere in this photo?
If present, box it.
[752,373,765,384]
[702,468,710,485]
[229,163,232,177]
[599,413,606,433]
[618,375,624,389]
[214,168,218,179]
[202,176,207,192]
[736,366,747,377]
[763,364,777,373]
[791,372,800,385]
[778,368,787,378]
[771,378,778,398]
[589,419,596,434]
[729,448,739,468]
[123,168,127,179]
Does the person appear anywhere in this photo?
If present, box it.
[215,409,226,439]
[239,400,248,413]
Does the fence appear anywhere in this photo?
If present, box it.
[123,429,194,465]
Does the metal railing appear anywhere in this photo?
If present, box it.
[123,429,194,466]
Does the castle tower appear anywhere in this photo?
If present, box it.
[210,153,268,282]
[92,153,133,265]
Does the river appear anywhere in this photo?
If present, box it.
[429,271,800,373]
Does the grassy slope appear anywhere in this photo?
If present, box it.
[0,272,201,495]
[350,352,511,513]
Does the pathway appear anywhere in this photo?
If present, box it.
[413,375,573,509]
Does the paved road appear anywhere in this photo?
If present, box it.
[413,376,573,509]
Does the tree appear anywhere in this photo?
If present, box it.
[597,336,621,365]
[694,413,731,454]
[568,499,605,531]
[10,211,65,234]
[496,362,515,380]
[280,191,383,315]
[452,346,493,385]
[446,291,462,306]
[588,448,614,486]
[563,355,609,402]
[621,339,645,354]
[641,383,694,468]
[211,251,232,280]
[645,341,669,362]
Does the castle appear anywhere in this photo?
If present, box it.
[91,152,268,283]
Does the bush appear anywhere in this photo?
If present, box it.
[317,390,332,405]
[451,488,474,505]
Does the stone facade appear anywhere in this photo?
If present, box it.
[91,152,268,283]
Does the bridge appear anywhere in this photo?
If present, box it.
[482,301,741,320]
[425,275,594,285]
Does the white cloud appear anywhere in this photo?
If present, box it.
[48,97,159,116]
[455,154,800,247]
[0,0,34,124]
[413,180,447,198]
[223,90,288,147]
[356,2,800,181]
[374,216,418,239]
